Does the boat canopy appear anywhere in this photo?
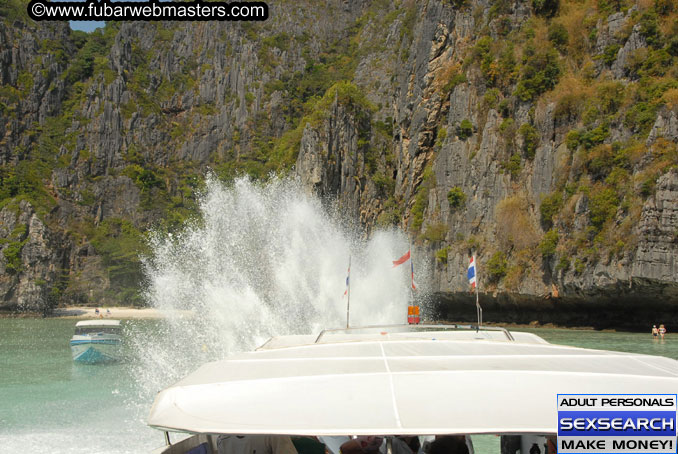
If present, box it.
[75,319,121,327]
[148,327,678,437]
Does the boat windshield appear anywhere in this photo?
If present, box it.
[74,327,121,335]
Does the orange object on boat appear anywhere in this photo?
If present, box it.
[408,305,420,324]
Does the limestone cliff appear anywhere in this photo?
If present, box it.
[292,0,678,328]
[1,0,677,328]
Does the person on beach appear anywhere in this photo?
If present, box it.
[652,325,659,338]
[95,307,100,316]
[659,324,666,339]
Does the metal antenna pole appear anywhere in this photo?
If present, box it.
[409,239,414,304]
[476,280,482,327]
[346,255,351,329]
[475,254,482,329]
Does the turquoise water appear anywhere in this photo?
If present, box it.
[0,318,167,453]
[0,320,676,453]
[520,327,677,359]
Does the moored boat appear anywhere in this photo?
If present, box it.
[70,319,123,364]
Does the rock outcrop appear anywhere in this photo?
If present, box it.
[1,0,677,328]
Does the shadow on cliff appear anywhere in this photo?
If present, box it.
[432,287,678,332]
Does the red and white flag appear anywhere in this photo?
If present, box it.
[392,250,411,267]
[393,250,417,290]
[468,256,476,289]
[410,259,417,291]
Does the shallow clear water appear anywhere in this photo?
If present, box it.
[1,320,676,453]
[0,318,166,453]
[521,327,677,359]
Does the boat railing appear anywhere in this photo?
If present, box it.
[314,323,515,343]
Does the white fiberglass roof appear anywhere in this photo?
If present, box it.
[255,329,549,349]
[148,328,678,436]
[75,319,121,327]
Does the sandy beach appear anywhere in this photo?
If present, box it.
[52,306,194,319]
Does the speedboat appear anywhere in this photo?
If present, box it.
[147,324,678,453]
[70,319,123,364]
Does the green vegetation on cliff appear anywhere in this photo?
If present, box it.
[428,0,678,292]
[88,219,148,306]
[0,1,417,309]
[2,0,677,310]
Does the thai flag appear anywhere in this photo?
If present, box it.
[343,265,350,297]
[468,256,476,289]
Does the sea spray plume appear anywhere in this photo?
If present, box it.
[127,175,430,398]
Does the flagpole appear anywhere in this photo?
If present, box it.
[475,253,482,330]
[478,287,482,326]
[346,255,351,329]
[409,239,414,305]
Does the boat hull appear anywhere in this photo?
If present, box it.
[70,338,122,364]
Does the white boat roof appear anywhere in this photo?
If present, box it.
[75,319,121,327]
[255,329,550,350]
[148,326,678,436]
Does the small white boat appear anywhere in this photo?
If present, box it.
[147,324,678,453]
[70,319,123,364]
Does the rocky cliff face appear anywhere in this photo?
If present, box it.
[0,17,73,163]
[0,201,70,312]
[291,0,678,328]
[1,0,677,326]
